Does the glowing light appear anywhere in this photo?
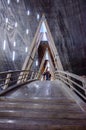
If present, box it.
[37,14,40,20]
[34,83,39,89]
[26,29,29,35]
[7,120,14,123]
[12,51,15,61]
[36,60,38,66]
[45,51,49,60]
[25,47,28,52]
[46,62,50,71]
[13,41,16,47]
[3,40,6,50]
[7,0,10,5]
[17,0,19,3]
[47,67,50,71]
[42,33,48,41]
[15,22,18,28]
[5,18,8,23]
[47,62,50,68]
[40,22,47,33]
[27,10,30,16]
[40,22,48,41]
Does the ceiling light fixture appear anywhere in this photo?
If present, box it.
[25,47,28,52]
[17,0,19,3]
[26,29,29,35]
[15,22,18,28]
[7,0,10,5]
[37,14,40,20]
[27,10,30,16]
[12,51,15,61]
[5,18,8,23]
[3,40,6,50]
[13,41,16,47]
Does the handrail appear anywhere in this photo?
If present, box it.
[55,71,85,82]
[54,71,86,101]
[0,70,39,93]
[0,70,31,75]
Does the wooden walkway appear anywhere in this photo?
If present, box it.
[0,80,86,130]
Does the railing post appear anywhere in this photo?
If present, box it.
[37,71,41,79]
[66,71,73,89]
[17,71,28,84]
[30,72,34,80]
[3,73,11,90]
[54,71,59,80]
[17,72,23,84]
[68,75,73,89]
[23,72,28,82]
[58,71,61,80]
[34,72,38,79]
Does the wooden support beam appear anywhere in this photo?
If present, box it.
[37,49,55,79]
[44,19,63,70]
[19,14,63,83]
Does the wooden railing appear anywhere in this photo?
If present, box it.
[0,70,38,92]
[55,71,86,101]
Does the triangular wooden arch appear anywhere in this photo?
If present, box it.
[22,14,63,72]
[37,48,55,80]
[17,14,64,83]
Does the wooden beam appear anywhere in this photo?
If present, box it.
[44,19,63,70]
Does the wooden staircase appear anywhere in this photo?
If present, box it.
[0,97,86,130]
[0,80,86,130]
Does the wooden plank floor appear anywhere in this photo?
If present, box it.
[0,80,86,130]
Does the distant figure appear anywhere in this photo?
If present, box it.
[43,70,51,80]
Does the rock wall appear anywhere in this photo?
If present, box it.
[0,0,39,71]
[0,0,86,75]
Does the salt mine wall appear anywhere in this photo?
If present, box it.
[0,0,86,75]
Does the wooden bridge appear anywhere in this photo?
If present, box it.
[0,70,86,130]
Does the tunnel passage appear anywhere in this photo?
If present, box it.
[38,41,55,74]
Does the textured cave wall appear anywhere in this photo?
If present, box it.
[49,0,86,75]
[25,0,86,75]
[0,0,86,76]
[0,0,39,72]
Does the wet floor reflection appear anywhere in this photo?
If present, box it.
[5,80,73,100]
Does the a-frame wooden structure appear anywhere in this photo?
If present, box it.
[18,14,63,83]
[37,49,55,80]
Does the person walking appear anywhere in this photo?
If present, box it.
[43,69,51,80]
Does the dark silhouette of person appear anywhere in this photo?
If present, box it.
[43,69,51,80]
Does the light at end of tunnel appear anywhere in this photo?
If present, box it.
[47,67,50,71]
[12,51,15,61]
[3,40,6,50]
[47,62,50,68]
[42,33,48,41]
[45,51,49,60]
[46,61,50,71]
[40,22,47,33]
[36,60,38,66]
